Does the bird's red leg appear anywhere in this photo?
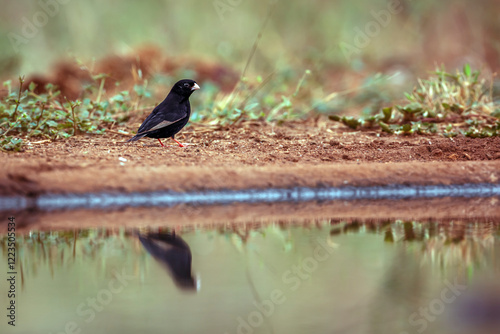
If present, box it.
[157,138,165,147]
[171,137,184,147]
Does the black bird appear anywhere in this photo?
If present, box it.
[138,231,197,291]
[126,79,200,147]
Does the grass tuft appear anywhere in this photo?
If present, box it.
[329,65,500,137]
[0,75,142,151]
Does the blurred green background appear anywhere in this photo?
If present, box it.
[1,0,499,80]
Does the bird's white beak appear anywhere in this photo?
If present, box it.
[191,83,200,91]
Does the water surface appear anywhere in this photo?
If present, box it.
[1,219,499,334]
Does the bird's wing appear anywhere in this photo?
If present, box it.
[136,119,182,136]
[136,103,187,135]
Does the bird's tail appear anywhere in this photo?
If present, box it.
[125,134,146,143]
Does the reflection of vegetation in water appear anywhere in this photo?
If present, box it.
[1,220,498,286]
[0,228,134,289]
[330,219,499,273]
[360,220,500,334]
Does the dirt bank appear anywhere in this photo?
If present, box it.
[1,120,499,196]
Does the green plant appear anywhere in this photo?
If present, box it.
[329,65,500,137]
[0,75,146,151]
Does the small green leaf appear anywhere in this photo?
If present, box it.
[244,103,259,111]
[382,107,392,121]
[404,92,413,101]
[45,120,58,127]
[58,131,71,138]
[379,121,393,133]
[463,63,471,77]
[401,123,412,133]
[342,117,360,129]
[450,103,464,113]
[397,102,422,114]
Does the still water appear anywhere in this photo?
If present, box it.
[1,219,499,334]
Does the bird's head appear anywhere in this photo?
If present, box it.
[172,79,200,97]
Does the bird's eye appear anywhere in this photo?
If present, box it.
[184,83,190,88]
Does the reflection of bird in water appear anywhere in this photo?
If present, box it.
[138,231,197,291]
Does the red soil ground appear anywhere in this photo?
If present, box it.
[1,120,499,197]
